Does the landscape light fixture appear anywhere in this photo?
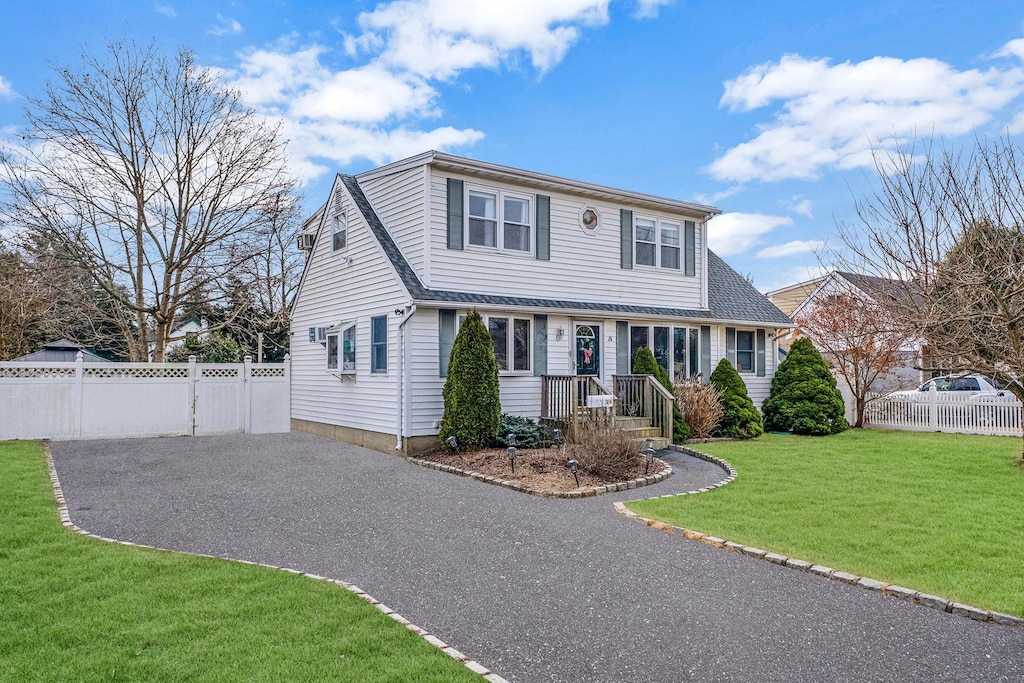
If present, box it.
[643,438,656,475]
[551,428,564,449]
[507,445,518,473]
[446,436,459,454]
[566,459,580,487]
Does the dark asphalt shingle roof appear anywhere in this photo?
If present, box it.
[341,174,792,326]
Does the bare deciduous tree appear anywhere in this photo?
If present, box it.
[0,38,294,361]
[795,293,907,427]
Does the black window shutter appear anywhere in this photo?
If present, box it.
[447,178,464,250]
[616,321,629,374]
[536,195,550,260]
[533,315,548,376]
[725,327,737,367]
[684,220,696,276]
[700,326,711,379]
[439,309,456,376]
[620,209,633,269]
[756,329,766,377]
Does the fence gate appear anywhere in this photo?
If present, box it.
[193,364,246,435]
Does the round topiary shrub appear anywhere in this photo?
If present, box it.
[709,358,764,438]
[762,337,848,435]
[632,346,691,443]
[439,310,501,451]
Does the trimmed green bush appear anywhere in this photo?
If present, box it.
[632,347,691,443]
[762,337,848,435]
[167,332,243,363]
[440,310,501,451]
[495,414,542,448]
[709,358,764,438]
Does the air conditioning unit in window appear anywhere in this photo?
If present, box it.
[308,326,328,344]
[296,233,315,251]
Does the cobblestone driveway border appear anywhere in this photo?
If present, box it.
[617,443,1024,629]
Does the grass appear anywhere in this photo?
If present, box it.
[628,429,1024,617]
[0,440,481,682]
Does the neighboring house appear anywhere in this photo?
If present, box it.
[11,338,113,363]
[147,317,208,361]
[290,151,792,454]
[768,270,928,391]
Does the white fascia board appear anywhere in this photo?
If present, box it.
[428,152,720,219]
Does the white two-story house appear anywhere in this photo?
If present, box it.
[290,152,792,454]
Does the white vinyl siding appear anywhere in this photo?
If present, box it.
[358,166,428,284]
[429,169,705,309]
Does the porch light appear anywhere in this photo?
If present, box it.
[507,445,518,473]
[555,327,565,341]
[566,459,580,487]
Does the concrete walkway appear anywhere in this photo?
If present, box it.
[51,432,1024,682]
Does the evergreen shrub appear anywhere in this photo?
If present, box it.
[167,332,243,363]
[762,337,848,435]
[709,358,764,438]
[495,414,543,448]
[439,310,501,450]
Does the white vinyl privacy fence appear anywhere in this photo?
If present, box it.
[863,389,1023,437]
[0,354,290,440]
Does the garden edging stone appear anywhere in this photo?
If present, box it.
[615,443,1024,629]
[43,443,509,683]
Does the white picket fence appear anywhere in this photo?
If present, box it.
[0,353,290,440]
[863,389,1023,437]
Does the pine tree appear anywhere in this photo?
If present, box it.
[709,358,764,438]
[762,337,848,435]
[439,310,501,450]
[632,346,690,442]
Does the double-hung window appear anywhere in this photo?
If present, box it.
[736,330,755,373]
[467,187,532,254]
[326,322,356,373]
[634,216,683,270]
[332,212,347,252]
[371,316,388,373]
[484,315,531,372]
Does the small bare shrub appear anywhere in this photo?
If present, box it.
[568,421,643,481]
[674,377,723,439]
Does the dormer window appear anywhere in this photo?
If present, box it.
[467,186,532,254]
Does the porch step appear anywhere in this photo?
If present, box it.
[613,416,654,429]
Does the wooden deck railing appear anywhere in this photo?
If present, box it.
[540,375,613,440]
[540,374,673,441]
[611,374,673,440]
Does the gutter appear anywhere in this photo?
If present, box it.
[395,303,417,451]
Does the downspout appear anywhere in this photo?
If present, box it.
[395,303,417,451]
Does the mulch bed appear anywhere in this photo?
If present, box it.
[418,447,669,495]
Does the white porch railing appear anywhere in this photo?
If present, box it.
[863,389,1023,437]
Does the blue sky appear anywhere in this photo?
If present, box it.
[3,1,1024,291]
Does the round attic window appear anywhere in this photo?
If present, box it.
[578,206,601,235]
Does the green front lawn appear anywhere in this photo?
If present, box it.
[628,430,1024,617]
[0,440,481,682]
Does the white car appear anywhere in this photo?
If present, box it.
[887,374,1016,400]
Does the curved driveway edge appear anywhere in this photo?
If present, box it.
[618,443,1024,629]
[43,443,508,683]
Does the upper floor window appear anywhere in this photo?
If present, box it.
[635,215,681,270]
[467,186,532,254]
[332,212,347,252]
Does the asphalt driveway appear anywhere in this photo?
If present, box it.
[51,432,1024,682]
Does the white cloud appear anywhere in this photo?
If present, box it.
[221,1,631,181]
[1008,110,1024,135]
[709,41,1024,182]
[153,3,175,18]
[693,184,743,205]
[756,239,825,259]
[633,0,673,20]
[0,76,15,99]
[349,0,611,79]
[707,212,792,256]
[210,14,243,37]
[787,197,813,218]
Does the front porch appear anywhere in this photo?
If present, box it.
[539,374,673,447]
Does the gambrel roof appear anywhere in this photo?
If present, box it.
[340,175,792,327]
